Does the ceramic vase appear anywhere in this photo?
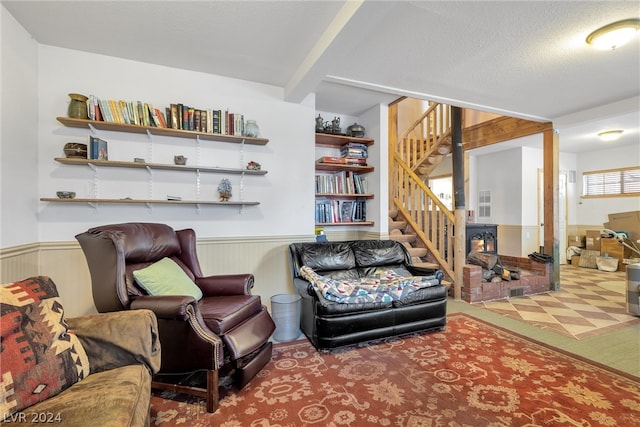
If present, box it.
[244,120,259,137]
[68,93,89,119]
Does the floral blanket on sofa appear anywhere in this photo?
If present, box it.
[299,266,440,304]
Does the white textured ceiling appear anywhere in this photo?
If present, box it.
[2,0,639,153]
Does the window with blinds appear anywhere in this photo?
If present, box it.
[582,166,640,197]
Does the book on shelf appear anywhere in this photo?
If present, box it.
[342,142,369,149]
[340,147,368,159]
[88,135,108,160]
[118,100,130,124]
[169,104,179,129]
[155,108,167,128]
[316,156,367,165]
[340,200,354,222]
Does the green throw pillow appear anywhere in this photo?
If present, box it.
[133,257,203,300]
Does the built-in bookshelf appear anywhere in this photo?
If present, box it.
[42,117,269,208]
[315,132,374,226]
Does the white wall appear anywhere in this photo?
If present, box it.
[475,147,523,225]
[1,15,386,314]
[35,45,318,242]
[1,7,39,248]
[576,144,640,227]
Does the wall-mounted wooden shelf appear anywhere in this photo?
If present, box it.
[315,163,374,173]
[57,117,269,145]
[54,157,268,175]
[315,133,374,147]
[40,198,259,206]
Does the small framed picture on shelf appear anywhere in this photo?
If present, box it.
[88,135,108,160]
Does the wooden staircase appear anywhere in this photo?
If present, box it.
[389,101,455,281]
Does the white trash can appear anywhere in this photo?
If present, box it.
[627,263,640,316]
[271,294,302,342]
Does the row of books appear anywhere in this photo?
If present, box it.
[167,105,244,135]
[315,171,367,194]
[86,96,167,128]
[85,95,247,136]
[315,199,367,223]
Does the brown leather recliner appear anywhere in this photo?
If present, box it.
[75,222,275,413]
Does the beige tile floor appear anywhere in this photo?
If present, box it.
[480,264,639,339]
[448,264,640,377]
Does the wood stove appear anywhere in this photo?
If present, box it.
[466,223,498,255]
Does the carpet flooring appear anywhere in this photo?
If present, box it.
[481,264,640,339]
[150,313,640,426]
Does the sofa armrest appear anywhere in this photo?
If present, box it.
[406,265,444,280]
[130,295,196,320]
[66,309,161,375]
[196,273,254,296]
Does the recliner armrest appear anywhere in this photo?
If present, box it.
[196,273,254,296]
[130,295,196,319]
[67,309,161,375]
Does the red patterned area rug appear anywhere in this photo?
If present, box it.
[150,313,640,426]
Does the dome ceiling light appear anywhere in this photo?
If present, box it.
[597,130,624,141]
[586,18,640,50]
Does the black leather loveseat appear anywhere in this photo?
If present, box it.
[288,240,448,349]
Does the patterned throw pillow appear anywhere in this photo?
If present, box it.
[0,276,90,419]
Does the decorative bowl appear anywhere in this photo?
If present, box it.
[64,142,88,158]
[347,122,365,138]
[56,191,76,199]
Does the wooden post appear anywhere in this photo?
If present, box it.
[543,128,560,289]
[388,101,399,206]
[451,106,465,300]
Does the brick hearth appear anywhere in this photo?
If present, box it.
[462,255,552,303]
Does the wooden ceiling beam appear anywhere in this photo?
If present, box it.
[462,116,553,150]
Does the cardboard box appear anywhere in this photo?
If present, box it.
[607,211,640,243]
[567,235,586,248]
[585,230,601,251]
[601,238,633,271]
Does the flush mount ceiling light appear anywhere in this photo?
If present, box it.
[586,18,640,50]
[597,130,624,141]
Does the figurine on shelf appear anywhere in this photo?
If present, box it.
[315,114,324,132]
[246,161,261,171]
[217,178,232,201]
[330,116,341,134]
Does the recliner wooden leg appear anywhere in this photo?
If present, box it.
[206,369,219,413]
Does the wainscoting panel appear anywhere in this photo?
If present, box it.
[2,232,387,317]
[2,235,316,317]
[195,235,312,312]
[1,243,40,284]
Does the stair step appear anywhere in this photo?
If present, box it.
[408,247,428,257]
[389,207,398,218]
[427,154,444,164]
[413,261,439,269]
[390,233,416,243]
[389,220,407,231]
[437,144,451,154]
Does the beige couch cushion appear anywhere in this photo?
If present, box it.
[17,365,151,427]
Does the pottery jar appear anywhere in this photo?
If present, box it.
[68,93,89,119]
[244,120,259,138]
